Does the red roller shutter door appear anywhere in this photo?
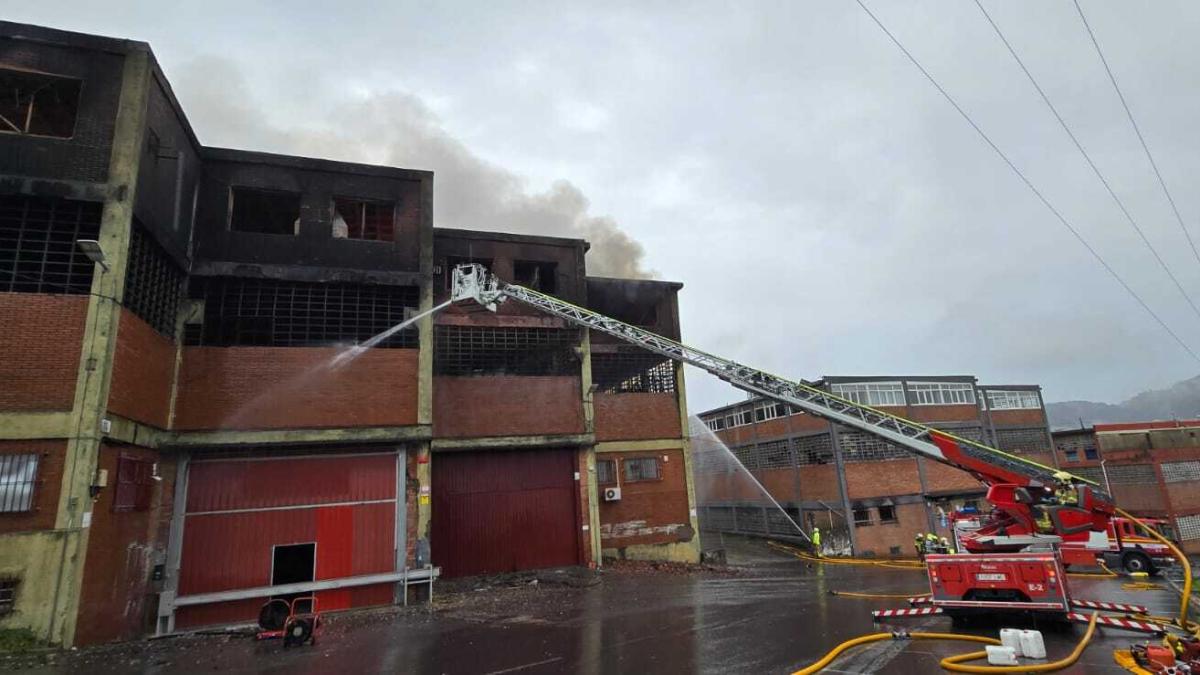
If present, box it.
[432,448,579,577]
[176,453,398,628]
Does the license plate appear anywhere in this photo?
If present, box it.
[976,573,1007,582]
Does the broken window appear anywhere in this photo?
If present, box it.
[0,578,15,616]
[333,197,396,242]
[0,454,39,513]
[591,351,675,393]
[442,256,493,290]
[623,457,660,482]
[124,225,184,335]
[513,260,557,294]
[853,507,872,526]
[0,195,102,294]
[0,68,81,138]
[185,278,419,348]
[229,188,301,235]
[272,543,315,587]
[433,325,578,376]
[112,455,155,513]
[878,505,897,523]
[596,459,616,485]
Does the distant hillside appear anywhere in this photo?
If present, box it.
[1046,374,1200,430]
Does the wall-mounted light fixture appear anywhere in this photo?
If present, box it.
[76,239,108,271]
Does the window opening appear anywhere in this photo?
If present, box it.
[878,505,897,523]
[831,382,905,407]
[230,188,301,235]
[513,260,558,294]
[333,197,396,241]
[112,455,155,513]
[853,507,872,526]
[1084,447,1099,460]
[596,459,616,485]
[908,382,975,406]
[433,325,578,376]
[592,351,675,393]
[186,278,419,348]
[623,457,660,482]
[0,454,39,513]
[984,390,1041,410]
[443,256,492,289]
[0,68,81,138]
[0,578,16,616]
[271,542,316,611]
[1063,449,1079,463]
[0,195,102,294]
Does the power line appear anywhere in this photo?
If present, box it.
[973,0,1200,325]
[851,0,1200,365]
[1073,0,1200,271]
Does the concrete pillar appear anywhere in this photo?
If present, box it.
[48,49,152,647]
[829,425,857,554]
[674,360,701,563]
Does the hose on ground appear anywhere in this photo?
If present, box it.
[938,611,1098,673]
[1115,507,1194,633]
[829,590,930,599]
[791,631,1001,675]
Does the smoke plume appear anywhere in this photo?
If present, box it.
[172,57,652,278]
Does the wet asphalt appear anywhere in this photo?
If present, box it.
[4,536,1192,674]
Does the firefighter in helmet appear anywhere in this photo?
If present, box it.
[811,526,822,557]
[925,532,939,555]
[914,532,926,560]
[1053,471,1078,506]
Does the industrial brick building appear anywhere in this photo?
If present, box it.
[696,376,1056,556]
[0,21,698,647]
[1053,420,1200,554]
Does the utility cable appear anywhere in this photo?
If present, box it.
[1073,0,1200,272]
[852,0,1200,366]
[975,0,1200,325]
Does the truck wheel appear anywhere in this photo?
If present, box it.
[1122,551,1153,575]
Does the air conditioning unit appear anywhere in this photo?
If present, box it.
[603,487,622,502]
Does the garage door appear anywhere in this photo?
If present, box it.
[176,452,399,628]
[432,448,580,577]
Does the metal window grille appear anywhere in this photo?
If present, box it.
[0,578,15,616]
[1104,463,1157,486]
[1177,514,1200,541]
[124,225,184,335]
[623,457,660,482]
[596,459,616,485]
[745,439,792,470]
[186,278,419,348]
[0,453,39,513]
[853,507,872,525]
[433,325,578,376]
[112,455,155,513]
[993,427,1048,454]
[1067,466,1106,485]
[0,196,101,294]
[592,350,675,393]
[1162,461,1200,484]
[840,431,909,463]
[795,433,834,465]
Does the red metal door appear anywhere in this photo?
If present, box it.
[432,448,579,577]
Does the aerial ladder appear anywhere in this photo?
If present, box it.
[449,264,1166,631]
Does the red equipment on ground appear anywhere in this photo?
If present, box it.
[256,596,322,647]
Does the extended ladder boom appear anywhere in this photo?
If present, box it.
[450,264,1087,493]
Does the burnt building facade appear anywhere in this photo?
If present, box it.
[0,22,698,646]
[696,376,1056,557]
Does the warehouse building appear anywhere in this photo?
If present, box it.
[695,376,1056,556]
[0,21,698,646]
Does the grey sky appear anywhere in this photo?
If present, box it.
[10,1,1200,412]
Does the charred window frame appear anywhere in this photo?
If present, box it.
[591,350,675,393]
[229,188,301,235]
[853,506,872,526]
[333,197,396,242]
[596,459,616,486]
[442,256,492,290]
[433,325,578,376]
[0,453,40,513]
[623,456,660,482]
[185,277,420,348]
[513,260,557,294]
[124,225,184,335]
[0,68,82,139]
[878,504,898,523]
[112,455,155,513]
[1,196,102,294]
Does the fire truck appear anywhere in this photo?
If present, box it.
[450,264,1169,631]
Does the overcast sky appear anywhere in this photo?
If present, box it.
[11,1,1200,412]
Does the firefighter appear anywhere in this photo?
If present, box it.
[1053,471,1078,506]
[925,532,939,554]
[940,536,954,555]
[914,532,926,560]
[811,526,822,556]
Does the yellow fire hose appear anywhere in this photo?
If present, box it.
[938,612,1099,673]
[792,632,1002,675]
[829,590,931,600]
[1115,508,1195,634]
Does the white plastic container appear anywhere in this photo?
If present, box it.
[1019,629,1047,659]
[986,645,1019,666]
[999,628,1024,656]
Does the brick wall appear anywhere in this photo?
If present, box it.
[907,405,978,423]
[0,294,87,412]
[174,347,419,430]
[108,309,175,428]
[598,449,691,550]
[853,502,926,557]
[594,392,680,442]
[845,459,922,499]
[0,440,65,533]
[75,444,167,645]
[989,409,1046,426]
[922,460,984,493]
[432,375,583,438]
[798,464,843,502]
